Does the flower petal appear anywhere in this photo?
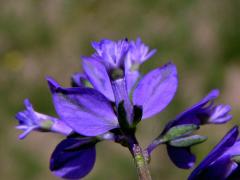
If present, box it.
[227,164,240,180]
[133,63,178,119]
[167,145,195,169]
[50,138,96,179]
[188,126,239,180]
[125,37,156,71]
[125,71,140,94]
[82,57,115,101]
[160,90,229,136]
[174,90,219,121]
[209,105,232,124]
[91,39,129,70]
[188,156,235,180]
[47,77,118,136]
[223,140,240,157]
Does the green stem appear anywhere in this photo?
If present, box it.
[132,144,152,180]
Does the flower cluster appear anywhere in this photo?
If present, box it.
[15,38,236,179]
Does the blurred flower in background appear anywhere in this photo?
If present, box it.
[0,0,239,180]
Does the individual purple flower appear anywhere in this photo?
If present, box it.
[82,39,129,102]
[126,37,156,72]
[170,89,232,126]
[188,126,240,180]
[15,99,72,139]
[82,38,157,102]
[91,39,129,72]
[47,61,177,136]
[147,90,232,169]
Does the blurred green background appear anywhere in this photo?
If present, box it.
[0,0,239,179]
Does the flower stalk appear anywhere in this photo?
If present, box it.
[132,144,152,180]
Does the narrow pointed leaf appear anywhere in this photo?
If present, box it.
[169,135,207,147]
[161,124,198,142]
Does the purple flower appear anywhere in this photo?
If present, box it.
[188,126,240,180]
[91,39,129,72]
[82,39,130,102]
[126,37,156,72]
[170,89,232,126]
[45,45,177,179]
[47,62,177,136]
[147,90,232,169]
[15,99,72,139]
[82,38,158,101]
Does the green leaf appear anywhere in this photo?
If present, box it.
[169,135,207,147]
[161,124,198,142]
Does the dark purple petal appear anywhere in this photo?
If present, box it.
[188,126,239,180]
[133,63,178,119]
[167,145,195,169]
[227,165,240,180]
[178,90,232,125]
[47,77,118,136]
[173,90,219,123]
[188,156,235,180]
[184,89,219,113]
[50,138,96,179]
[82,57,115,101]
